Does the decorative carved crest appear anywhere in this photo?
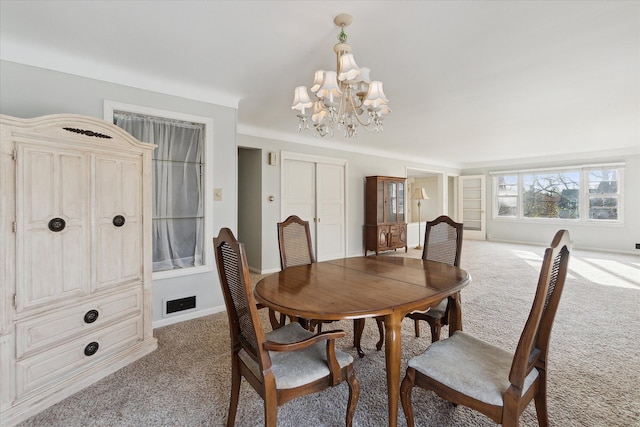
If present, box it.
[63,127,112,139]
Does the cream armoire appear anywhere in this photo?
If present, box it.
[0,114,157,425]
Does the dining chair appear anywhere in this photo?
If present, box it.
[407,215,463,342]
[400,229,572,427]
[214,227,360,427]
[274,214,316,330]
[278,215,367,358]
[366,215,463,353]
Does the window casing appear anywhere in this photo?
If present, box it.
[104,101,214,279]
[492,164,624,224]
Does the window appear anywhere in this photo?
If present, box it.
[496,175,518,217]
[104,101,214,278]
[587,168,619,220]
[522,171,580,219]
[492,164,623,223]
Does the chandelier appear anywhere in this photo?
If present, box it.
[291,14,390,138]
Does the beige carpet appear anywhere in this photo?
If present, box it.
[19,240,640,426]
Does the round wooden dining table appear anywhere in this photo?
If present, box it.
[254,255,471,427]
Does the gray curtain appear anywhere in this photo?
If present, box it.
[114,112,204,272]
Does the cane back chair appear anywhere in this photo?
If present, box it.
[400,229,572,427]
[277,215,368,358]
[407,215,464,342]
[214,228,360,426]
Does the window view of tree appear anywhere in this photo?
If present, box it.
[522,171,580,219]
[493,166,622,223]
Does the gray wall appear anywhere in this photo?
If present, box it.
[238,147,263,270]
[1,60,238,326]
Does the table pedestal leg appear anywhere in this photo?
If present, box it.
[384,312,403,427]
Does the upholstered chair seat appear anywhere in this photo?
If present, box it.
[407,331,539,406]
[239,322,354,390]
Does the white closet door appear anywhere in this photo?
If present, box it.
[281,155,346,261]
[95,154,143,290]
[281,159,317,246]
[316,163,345,261]
[16,144,90,311]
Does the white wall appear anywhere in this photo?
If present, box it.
[0,60,238,326]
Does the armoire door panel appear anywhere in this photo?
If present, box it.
[120,221,142,281]
[120,159,142,216]
[59,153,88,220]
[95,155,143,290]
[23,228,87,307]
[17,145,90,312]
[24,149,56,222]
[95,158,121,217]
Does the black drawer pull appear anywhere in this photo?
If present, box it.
[84,342,99,356]
[84,309,99,324]
[48,217,66,232]
[112,215,125,227]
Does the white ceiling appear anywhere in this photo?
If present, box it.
[1,1,638,169]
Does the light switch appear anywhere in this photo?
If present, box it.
[214,188,223,201]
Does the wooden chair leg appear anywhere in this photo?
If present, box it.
[297,317,310,330]
[264,393,278,427]
[345,365,360,427]
[400,367,417,427]
[430,319,442,343]
[414,319,421,337]
[534,373,550,427]
[375,317,385,351]
[353,319,365,358]
[268,309,281,330]
[227,359,241,427]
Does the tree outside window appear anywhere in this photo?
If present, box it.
[522,172,580,219]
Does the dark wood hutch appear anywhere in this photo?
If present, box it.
[364,175,408,255]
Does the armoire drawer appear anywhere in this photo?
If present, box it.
[15,315,144,398]
[16,286,143,358]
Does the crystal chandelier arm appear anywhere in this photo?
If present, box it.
[346,94,382,132]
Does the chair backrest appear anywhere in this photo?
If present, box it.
[277,215,316,269]
[509,229,571,389]
[214,228,271,372]
[422,215,463,267]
